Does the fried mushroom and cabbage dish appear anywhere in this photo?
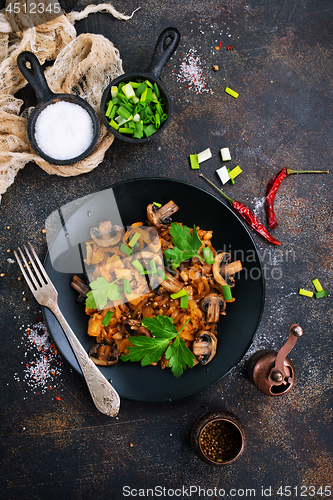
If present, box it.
[71,201,242,377]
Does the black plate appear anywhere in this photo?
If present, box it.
[43,178,265,402]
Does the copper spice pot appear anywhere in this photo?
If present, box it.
[191,410,246,466]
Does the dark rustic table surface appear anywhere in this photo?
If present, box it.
[1,1,333,499]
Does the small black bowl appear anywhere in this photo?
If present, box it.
[100,27,180,144]
[17,51,100,166]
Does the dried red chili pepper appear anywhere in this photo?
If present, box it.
[266,168,329,230]
[199,174,281,245]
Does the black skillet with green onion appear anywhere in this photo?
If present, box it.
[100,27,180,143]
[104,79,168,139]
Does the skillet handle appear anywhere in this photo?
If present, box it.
[17,51,55,103]
[147,27,180,78]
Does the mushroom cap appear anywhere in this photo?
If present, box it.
[88,343,118,366]
[147,200,179,228]
[192,330,217,365]
[90,221,123,247]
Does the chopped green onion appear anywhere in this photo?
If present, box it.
[227,168,235,185]
[298,289,314,298]
[180,293,189,309]
[133,121,143,139]
[118,127,133,134]
[222,285,233,301]
[225,86,239,98]
[129,232,141,247]
[202,247,215,265]
[143,124,157,137]
[123,279,132,295]
[111,86,118,99]
[216,166,231,185]
[132,260,146,273]
[153,202,162,208]
[129,81,141,88]
[197,148,212,163]
[157,268,167,280]
[312,279,323,292]
[102,310,114,326]
[228,165,242,179]
[120,243,132,256]
[109,119,119,130]
[150,259,157,276]
[106,79,167,139]
[190,154,200,170]
[135,82,147,97]
[153,82,160,98]
[221,147,231,161]
[123,83,136,99]
[105,101,113,118]
[170,289,188,299]
[315,290,328,298]
[117,106,132,120]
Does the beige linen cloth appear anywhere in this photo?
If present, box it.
[0,2,139,197]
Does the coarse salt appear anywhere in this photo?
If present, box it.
[13,321,64,394]
[175,49,212,94]
[34,101,94,160]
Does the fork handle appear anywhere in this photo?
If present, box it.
[51,304,120,417]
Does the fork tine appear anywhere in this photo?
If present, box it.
[24,244,48,287]
[14,248,38,294]
[18,246,42,290]
[27,243,50,284]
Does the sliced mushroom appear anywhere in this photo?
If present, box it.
[212,252,242,287]
[200,293,226,323]
[71,275,90,303]
[121,319,151,337]
[147,200,179,228]
[192,330,217,365]
[90,221,123,247]
[88,343,118,366]
[159,271,183,294]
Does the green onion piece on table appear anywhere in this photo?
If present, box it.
[312,279,323,292]
[190,154,200,170]
[298,289,313,298]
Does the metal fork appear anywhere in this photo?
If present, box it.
[14,243,120,417]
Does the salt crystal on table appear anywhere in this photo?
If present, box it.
[34,101,94,161]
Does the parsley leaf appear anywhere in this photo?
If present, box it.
[141,315,177,338]
[165,334,195,378]
[85,276,123,310]
[164,222,202,268]
[169,222,202,253]
[121,315,195,378]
